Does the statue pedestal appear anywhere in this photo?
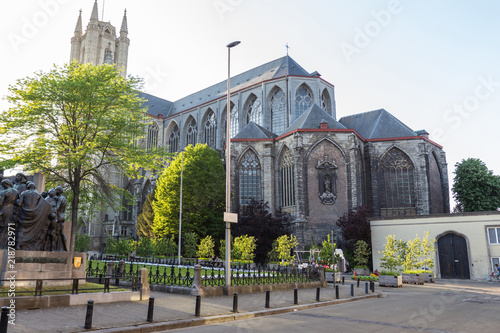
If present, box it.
[0,250,86,287]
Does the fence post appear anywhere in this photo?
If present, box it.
[72,279,79,294]
[107,262,115,278]
[192,265,202,295]
[0,306,8,333]
[294,288,298,305]
[84,300,94,329]
[232,292,238,313]
[147,297,155,322]
[195,295,201,317]
[139,268,150,301]
[265,290,270,308]
[318,266,326,287]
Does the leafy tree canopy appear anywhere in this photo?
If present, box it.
[452,158,500,212]
[152,143,225,241]
[0,62,168,251]
[336,206,373,268]
[233,199,290,265]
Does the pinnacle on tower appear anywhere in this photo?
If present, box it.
[120,9,128,33]
[90,0,99,21]
[74,9,82,35]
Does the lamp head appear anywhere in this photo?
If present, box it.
[226,41,241,48]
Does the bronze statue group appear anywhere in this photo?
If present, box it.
[0,173,67,251]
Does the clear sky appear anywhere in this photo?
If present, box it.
[1,0,499,208]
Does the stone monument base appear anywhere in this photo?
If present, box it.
[0,250,87,287]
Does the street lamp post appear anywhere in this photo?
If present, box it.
[225,40,240,291]
[178,150,184,266]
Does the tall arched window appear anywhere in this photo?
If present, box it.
[280,147,295,208]
[222,102,238,146]
[295,84,313,118]
[378,148,416,216]
[168,124,179,153]
[203,109,217,148]
[270,88,286,134]
[186,117,197,146]
[320,89,331,113]
[244,94,262,126]
[122,184,134,221]
[146,123,159,151]
[239,150,261,205]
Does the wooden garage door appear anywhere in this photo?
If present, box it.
[438,233,470,279]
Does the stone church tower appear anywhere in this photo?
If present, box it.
[70,0,129,77]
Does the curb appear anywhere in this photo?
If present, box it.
[92,293,381,332]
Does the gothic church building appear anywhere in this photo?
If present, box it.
[73,3,450,250]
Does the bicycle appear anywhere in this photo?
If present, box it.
[487,272,500,283]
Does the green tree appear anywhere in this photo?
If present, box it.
[419,231,436,270]
[452,158,500,212]
[137,192,155,238]
[276,234,298,263]
[354,240,371,268]
[379,235,404,273]
[197,235,215,259]
[183,232,198,258]
[106,237,133,256]
[319,233,336,266]
[74,232,91,252]
[136,237,155,257]
[0,62,167,251]
[154,236,177,257]
[233,235,257,262]
[153,144,225,242]
[403,236,421,272]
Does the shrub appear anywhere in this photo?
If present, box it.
[197,235,215,259]
[183,232,198,258]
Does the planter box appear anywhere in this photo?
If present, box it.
[378,275,402,288]
[353,268,370,276]
[325,272,342,283]
[422,273,435,283]
[402,273,424,285]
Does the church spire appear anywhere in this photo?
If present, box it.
[74,9,82,36]
[90,0,99,21]
[120,9,128,33]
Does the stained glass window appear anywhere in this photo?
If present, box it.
[239,150,261,205]
[271,88,286,134]
[168,124,179,153]
[378,148,416,216]
[245,94,262,126]
[320,89,331,113]
[295,84,313,118]
[204,109,217,148]
[186,117,197,146]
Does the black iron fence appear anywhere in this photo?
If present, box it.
[86,260,321,288]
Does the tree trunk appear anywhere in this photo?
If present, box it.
[70,183,80,253]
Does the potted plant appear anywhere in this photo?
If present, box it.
[353,240,371,276]
[378,235,403,287]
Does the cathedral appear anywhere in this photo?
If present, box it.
[73,2,450,251]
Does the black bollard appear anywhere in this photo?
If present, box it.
[371,281,375,293]
[350,284,354,297]
[265,290,270,308]
[84,300,94,329]
[316,287,320,302]
[335,285,339,299]
[232,292,238,313]
[365,282,368,294]
[147,297,155,322]
[195,295,201,317]
[0,306,9,333]
[342,276,345,285]
[357,278,360,288]
[294,288,298,305]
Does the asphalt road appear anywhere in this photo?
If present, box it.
[166,280,500,333]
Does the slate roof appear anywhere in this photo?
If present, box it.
[283,103,346,134]
[233,122,278,140]
[138,92,173,118]
[170,56,314,115]
[339,109,416,140]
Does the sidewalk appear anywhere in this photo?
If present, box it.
[9,281,376,333]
